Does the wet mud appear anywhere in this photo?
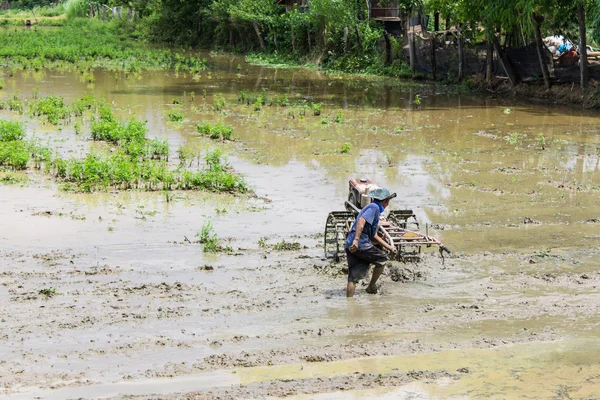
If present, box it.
[1,53,600,399]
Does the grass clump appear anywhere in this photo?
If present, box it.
[0,140,30,170]
[0,172,28,184]
[196,220,232,253]
[340,142,351,154]
[311,102,322,116]
[91,111,147,144]
[0,120,25,142]
[167,109,184,122]
[0,97,24,113]
[38,288,60,297]
[29,95,71,124]
[196,121,233,141]
[213,94,226,112]
[0,19,207,72]
[273,239,302,251]
[0,120,49,170]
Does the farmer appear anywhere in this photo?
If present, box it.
[346,188,397,297]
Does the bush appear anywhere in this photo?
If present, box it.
[29,95,70,124]
[0,120,25,142]
[196,121,233,140]
[0,140,29,170]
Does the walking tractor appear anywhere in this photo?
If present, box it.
[324,179,451,263]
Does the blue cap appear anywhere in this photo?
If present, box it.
[369,188,397,201]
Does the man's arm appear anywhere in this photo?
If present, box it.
[373,232,396,253]
[349,217,366,253]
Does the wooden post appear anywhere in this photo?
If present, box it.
[409,32,416,72]
[252,21,266,50]
[434,11,439,32]
[445,17,450,30]
[457,29,464,81]
[127,8,132,21]
[578,3,589,91]
[308,30,312,52]
[533,14,551,89]
[117,6,122,19]
[383,30,391,65]
[491,35,518,86]
[431,34,436,80]
[291,25,296,52]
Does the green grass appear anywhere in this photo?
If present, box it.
[0,120,25,141]
[0,19,207,72]
[196,121,233,141]
[29,94,71,124]
[167,109,184,122]
[0,140,30,170]
[273,239,301,251]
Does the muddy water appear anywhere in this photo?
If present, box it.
[1,53,600,399]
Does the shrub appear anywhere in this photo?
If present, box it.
[0,140,29,170]
[0,120,25,142]
[196,121,233,141]
[167,109,184,122]
[29,95,70,124]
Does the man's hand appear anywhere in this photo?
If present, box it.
[350,239,359,253]
[388,245,397,254]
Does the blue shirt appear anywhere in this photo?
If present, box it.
[346,203,381,250]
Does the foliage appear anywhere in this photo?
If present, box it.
[0,18,207,72]
[29,95,71,124]
[273,239,301,250]
[167,109,184,122]
[0,120,25,142]
[340,142,351,153]
[196,121,233,140]
[196,220,219,252]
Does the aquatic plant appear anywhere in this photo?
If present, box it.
[91,114,148,144]
[273,239,301,251]
[28,95,71,124]
[257,236,267,248]
[335,110,344,124]
[213,94,226,112]
[0,97,24,113]
[0,140,29,170]
[311,102,322,116]
[507,133,519,145]
[539,133,546,150]
[167,109,184,122]
[0,19,208,72]
[412,94,421,106]
[38,288,60,298]
[0,120,25,142]
[196,121,233,141]
[340,142,351,154]
[196,220,219,252]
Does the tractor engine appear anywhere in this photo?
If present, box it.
[347,178,379,211]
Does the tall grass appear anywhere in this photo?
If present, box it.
[0,19,207,72]
[64,0,90,19]
[0,120,52,170]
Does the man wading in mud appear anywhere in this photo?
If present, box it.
[346,188,397,297]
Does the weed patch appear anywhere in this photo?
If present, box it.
[273,239,302,251]
[196,121,233,141]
